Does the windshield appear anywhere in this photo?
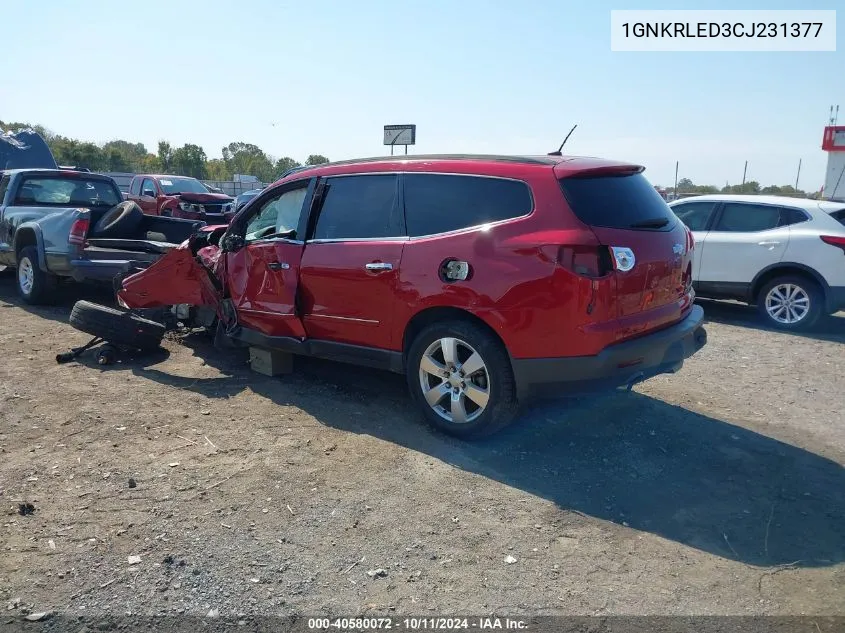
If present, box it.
[15,176,121,207]
[158,177,209,195]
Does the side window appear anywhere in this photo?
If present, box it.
[404,174,532,237]
[129,178,141,196]
[671,201,717,231]
[0,176,10,205]
[778,207,809,227]
[713,203,781,232]
[312,174,401,240]
[245,185,309,242]
[141,179,156,197]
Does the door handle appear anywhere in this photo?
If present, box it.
[757,241,780,246]
[268,262,290,271]
[365,262,393,271]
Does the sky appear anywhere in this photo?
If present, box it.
[2,0,842,189]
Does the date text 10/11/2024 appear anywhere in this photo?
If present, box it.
[307,618,528,630]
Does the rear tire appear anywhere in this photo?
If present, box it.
[16,246,58,305]
[756,275,823,331]
[69,300,165,351]
[406,320,518,439]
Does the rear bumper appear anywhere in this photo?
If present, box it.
[828,286,845,314]
[69,259,151,283]
[512,305,707,399]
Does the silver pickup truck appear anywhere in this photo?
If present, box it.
[0,168,204,304]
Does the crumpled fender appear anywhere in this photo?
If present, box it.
[117,236,221,310]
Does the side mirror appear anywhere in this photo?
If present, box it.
[220,232,245,253]
[143,189,155,197]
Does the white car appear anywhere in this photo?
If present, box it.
[669,195,845,331]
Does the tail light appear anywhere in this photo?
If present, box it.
[684,225,695,253]
[68,218,89,246]
[557,245,614,278]
[820,235,845,253]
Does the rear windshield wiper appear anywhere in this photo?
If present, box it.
[629,217,670,229]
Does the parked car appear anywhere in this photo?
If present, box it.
[111,154,707,437]
[0,168,205,304]
[669,194,845,330]
[126,174,235,223]
[233,188,263,212]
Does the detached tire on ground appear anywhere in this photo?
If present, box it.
[69,300,165,351]
[91,201,144,238]
[756,275,824,332]
[406,319,518,439]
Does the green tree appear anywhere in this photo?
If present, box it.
[157,141,174,172]
[305,154,329,166]
[171,143,208,179]
[722,181,761,194]
[205,158,230,181]
[275,156,301,176]
[222,142,275,182]
[101,140,148,172]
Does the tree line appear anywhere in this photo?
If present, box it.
[662,177,820,198]
[0,120,329,182]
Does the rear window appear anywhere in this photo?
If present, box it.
[14,176,121,207]
[559,172,676,230]
[404,174,532,237]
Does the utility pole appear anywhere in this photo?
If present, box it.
[674,161,679,198]
[795,158,802,191]
[742,161,748,186]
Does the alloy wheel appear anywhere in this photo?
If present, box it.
[418,337,491,424]
[18,258,34,295]
[765,283,810,325]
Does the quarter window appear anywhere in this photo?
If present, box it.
[312,175,402,240]
[0,176,10,205]
[713,203,781,232]
[778,207,809,227]
[404,174,532,237]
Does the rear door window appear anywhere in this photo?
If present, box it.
[313,174,402,240]
[559,172,675,230]
[403,174,532,237]
[713,203,781,232]
[671,201,718,231]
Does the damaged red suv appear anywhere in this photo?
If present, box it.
[117,154,707,438]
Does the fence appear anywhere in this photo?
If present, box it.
[101,172,268,197]
[670,191,824,200]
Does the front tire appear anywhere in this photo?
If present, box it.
[406,320,518,439]
[757,275,823,331]
[16,246,58,305]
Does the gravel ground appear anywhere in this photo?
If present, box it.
[0,278,843,621]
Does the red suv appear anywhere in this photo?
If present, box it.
[117,154,707,438]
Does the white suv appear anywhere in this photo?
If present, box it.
[669,195,845,331]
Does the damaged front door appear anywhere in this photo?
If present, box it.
[223,180,313,339]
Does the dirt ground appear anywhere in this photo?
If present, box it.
[1,276,843,620]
